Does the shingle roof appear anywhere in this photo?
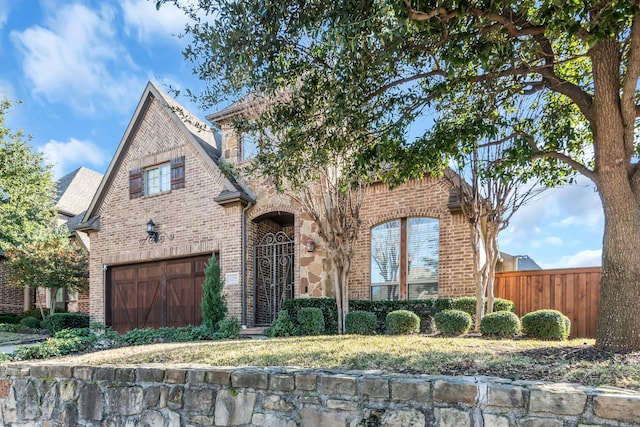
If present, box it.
[56,167,103,217]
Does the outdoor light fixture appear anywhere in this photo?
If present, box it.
[140,219,174,244]
[146,219,158,243]
[306,237,315,253]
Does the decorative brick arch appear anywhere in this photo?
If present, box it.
[364,207,451,229]
[248,204,302,223]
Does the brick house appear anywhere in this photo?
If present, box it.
[77,82,474,333]
[0,167,101,315]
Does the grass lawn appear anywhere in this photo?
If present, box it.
[55,335,640,390]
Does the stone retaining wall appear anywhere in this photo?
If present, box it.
[0,363,638,426]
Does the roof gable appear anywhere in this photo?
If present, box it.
[56,167,103,217]
[80,81,251,227]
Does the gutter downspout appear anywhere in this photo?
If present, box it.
[241,201,254,328]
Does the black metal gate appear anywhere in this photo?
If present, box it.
[254,231,295,325]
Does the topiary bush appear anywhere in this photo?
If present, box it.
[479,311,521,338]
[385,310,420,335]
[493,298,516,313]
[284,298,337,334]
[41,313,89,334]
[450,297,516,317]
[268,310,297,337]
[19,316,41,329]
[345,310,377,335]
[350,300,435,333]
[297,307,325,336]
[521,309,571,340]
[434,309,473,336]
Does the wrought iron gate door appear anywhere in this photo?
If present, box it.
[254,231,295,325]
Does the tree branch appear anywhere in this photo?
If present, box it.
[621,12,640,158]
[402,1,457,21]
[531,151,597,183]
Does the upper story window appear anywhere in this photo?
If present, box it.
[145,163,170,195]
[129,156,185,199]
[370,217,439,301]
[241,132,258,162]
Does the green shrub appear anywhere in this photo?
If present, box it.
[217,318,240,339]
[122,328,157,346]
[433,298,453,313]
[350,300,435,333]
[13,328,96,360]
[268,310,297,337]
[284,298,337,334]
[385,310,420,335]
[521,309,571,340]
[0,313,20,324]
[479,311,521,337]
[19,316,41,329]
[297,307,325,336]
[345,311,377,335]
[41,313,89,334]
[201,256,227,330]
[434,309,473,336]
[450,297,516,317]
[0,323,21,332]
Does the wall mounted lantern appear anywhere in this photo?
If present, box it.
[140,219,174,244]
[306,237,315,253]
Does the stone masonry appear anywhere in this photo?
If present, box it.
[0,363,638,426]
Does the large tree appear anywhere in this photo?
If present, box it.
[160,0,640,351]
[0,98,57,248]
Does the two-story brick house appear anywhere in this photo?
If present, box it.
[78,82,475,333]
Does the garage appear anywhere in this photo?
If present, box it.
[107,255,210,334]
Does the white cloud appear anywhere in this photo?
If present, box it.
[0,0,9,30]
[545,236,563,246]
[121,0,189,44]
[39,138,109,179]
[10,3,143,115]
[540,249,602,269]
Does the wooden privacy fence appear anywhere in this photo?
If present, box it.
[494,267,601,338]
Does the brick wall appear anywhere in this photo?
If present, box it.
[87,95,243,325]
[0,259,26,314]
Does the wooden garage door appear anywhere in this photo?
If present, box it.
[108,255,210,334]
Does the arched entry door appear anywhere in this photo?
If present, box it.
[254,230,295,325]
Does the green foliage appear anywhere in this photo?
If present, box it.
[284,298,338,334]
[350,299,438,333]
[201,256,227,330]
[217,318,240,339]
[0,313,20,324]
[0,99,57,249]
[19,316,41,329]
[450,297,516,317]
[13,327,97,360]
[494,299,516,313]
[21,307,64,320]
[297,307,325,336]
[385,310,420,335]
[479,311,522,338]
[41,313,89,334]
[0,323,23,332]
[122,328,157,346]
[434,310,473,336]
[267,310,297,337]
[4,235,89,313]
[345,310,377,335]
[521,310,571,340]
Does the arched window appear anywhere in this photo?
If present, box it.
[370,217,439,300]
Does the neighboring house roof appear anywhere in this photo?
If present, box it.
[499,252,542,271]
[56,167,103,217]
[516,255,542,271]
[78,81,253,231]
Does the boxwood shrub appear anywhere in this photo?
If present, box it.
[345,310,377,335]
[297,307,325,336]
[451,297,516,317]
[479,311,521,338]
[350,299,438,333]
[267,310,297,337]
[41,313,89,334]
[521,309,571,340]
[284,298,337,334]
[0,313,20,324]
[19,316,41,329]
[385,310,420,335]
[434,309,473,336]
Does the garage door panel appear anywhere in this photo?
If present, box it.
[108,255,212,333]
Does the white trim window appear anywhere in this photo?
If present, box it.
[144,163,170,195]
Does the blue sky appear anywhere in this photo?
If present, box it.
[0,0,604,269]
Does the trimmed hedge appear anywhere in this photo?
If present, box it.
[19,316,41,329]
[385,310,420,335]
[350,299,441,333]
[479,311,521,337]
[451,297,516,317]
[521,309,571,340]
[434,309,473,336]
[0,313,20,324]
[267,310,297,337]
[297,307,325,336]
[41,313,89,334]
[284,298,337,334]
[345,311,377,335]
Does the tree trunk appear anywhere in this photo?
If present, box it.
[472,221,487,333]
[484,222,499,314]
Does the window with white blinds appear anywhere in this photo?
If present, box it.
[370,217,439,301]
